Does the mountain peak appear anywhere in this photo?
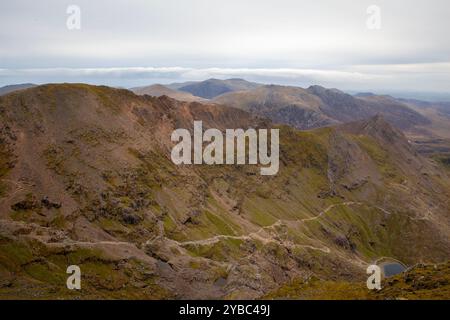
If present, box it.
[178,78,261,99]
[341,114,407,146]
[354,92,375,97]
[131,84,204,102]
[307,84,325,90]
[0,83,37,96]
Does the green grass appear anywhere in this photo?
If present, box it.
[204,210,237,236]
[97,217,129,234]
[354,135,402,181]
[24,262,64,284]
[432,153,450,171]
[280,126,329,171]
[0,242,34,267]
[163,214,177,234]
[0,236,173,299]
[266,261,450,300]
[246,205,278,227]
[10,209,34,222]
[50,213,68,229]
[185,238,244,261]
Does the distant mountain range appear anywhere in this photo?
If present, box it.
[127,79,431,131]
[174,78,261,99]
[0,83,36,96]
[131,84,205,102]
[1,80,442,134]
[3,79,448,159]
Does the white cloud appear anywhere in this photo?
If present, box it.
[0,0,449,93]
[2,65,449,93]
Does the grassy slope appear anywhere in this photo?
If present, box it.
[0,84,449,299]
[264,261,450,300]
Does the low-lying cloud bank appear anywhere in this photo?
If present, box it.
[1,64,449,98]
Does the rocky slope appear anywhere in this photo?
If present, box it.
[131,84,205,102]
[265,261,450,300]
[0,84,449,299]
[214,85,429,130]
[0,84,36,96]
[177,78,261,99]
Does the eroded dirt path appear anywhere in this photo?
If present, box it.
[3,201,392,268]
[171,202,364,254]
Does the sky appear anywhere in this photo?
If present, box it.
[0,0,449,98]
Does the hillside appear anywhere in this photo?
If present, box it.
[392,99,450,166]
[214,85,429,130]
[214,85,337,129]
[265,261,450,300]
[354,94,431,129]
[131,84,205,102]
[0,84,449,299]
[0,84,36,96]
[177,78,261,99]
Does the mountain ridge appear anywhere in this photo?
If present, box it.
[0,83,37,96]
[214,84,430,130]
[177,78,261,99]
[1,83,449,299]
[131,84,205,102]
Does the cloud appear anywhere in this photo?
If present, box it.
[0,66,383,83]
[0,0,449,93]
[2,64,449,93]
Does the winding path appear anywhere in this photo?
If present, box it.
[169,201,363,254]
[9,200,398,262]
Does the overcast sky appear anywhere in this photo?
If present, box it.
[0,0,449,96]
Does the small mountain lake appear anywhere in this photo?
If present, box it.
[381,262,406,277]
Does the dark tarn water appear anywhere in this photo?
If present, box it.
[383,263,406,277]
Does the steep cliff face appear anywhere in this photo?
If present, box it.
[0,84,449,299]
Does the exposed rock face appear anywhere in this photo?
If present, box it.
[214,85,429,130]
[131,84,205,102]
[0,84,449,299]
